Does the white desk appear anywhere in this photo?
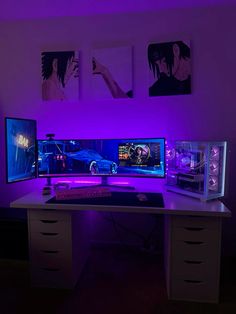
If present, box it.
[11,190,231,303]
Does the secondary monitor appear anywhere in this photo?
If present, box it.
[5,117,37,183]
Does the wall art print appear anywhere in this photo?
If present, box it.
[41,50,79,101]
[148,40,191,97]
[92,46,133,99]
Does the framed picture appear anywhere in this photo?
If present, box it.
[92,46,133,99]
[148,41,191,96]
[41,50,79,101]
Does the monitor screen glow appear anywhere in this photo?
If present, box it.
[5,117,37,183]
[37,138,165,178]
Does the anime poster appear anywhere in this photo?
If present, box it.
[148,41,191,96]
[92,46,133,99]
[41,51,79,101]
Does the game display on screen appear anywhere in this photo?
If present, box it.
[37,138,165,178]
[5,117,37,183]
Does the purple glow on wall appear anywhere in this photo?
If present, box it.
[0,0,235,20]
[0,4,236,213]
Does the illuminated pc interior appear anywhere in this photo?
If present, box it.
[166,141,227,200]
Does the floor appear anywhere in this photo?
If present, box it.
[0,247,236,314]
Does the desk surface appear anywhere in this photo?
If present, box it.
[10,190,231,217]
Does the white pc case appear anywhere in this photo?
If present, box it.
[166,141,227,201]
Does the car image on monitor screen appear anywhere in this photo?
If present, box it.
[37,138,165,178]
[5,117,37,183]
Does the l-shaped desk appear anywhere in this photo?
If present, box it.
[11,189,231,303]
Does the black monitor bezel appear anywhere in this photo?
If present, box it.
[5,117,37,184]
[36,137,166,179]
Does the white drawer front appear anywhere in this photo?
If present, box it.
[171,255,219,280]
[31,266,74,289]
[172,239,219,260]
[171,216,220,230]
[29,219,70,234]
[172,227,220,243]
[29,210,71,222]
[30,247,71,269]
[29,230,71,250]
[170,277,218,302]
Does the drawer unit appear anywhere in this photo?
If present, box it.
[165,215,222,303]
[27,209,90,289]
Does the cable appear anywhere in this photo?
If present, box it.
[101,212,146,241]
[100,212,161,254]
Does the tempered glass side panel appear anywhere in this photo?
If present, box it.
[166,141,227,201]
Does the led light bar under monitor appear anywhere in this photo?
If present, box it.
[37,138,165,178]
[5,117,37,183]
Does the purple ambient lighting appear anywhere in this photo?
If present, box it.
[74,179,100,184]
[209,176,219,191]
[0,0,232,21]
[57,180,73,184]
[211,146,220,160]
[111,181,130,185]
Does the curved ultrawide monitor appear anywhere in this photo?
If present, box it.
[37,138,165,178]
[5,117,37,183]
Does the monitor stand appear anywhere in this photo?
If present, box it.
[93,176,135,190]
[46,177,52,186]
[42,177,53,195]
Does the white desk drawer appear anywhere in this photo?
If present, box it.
[170,277,218,303]
[172,239,219,260]
[29,230,71,250]
[31,266,74,289]
[171,216,220,230]
[171,256,218,280]
[29,210,71,222]
[30,248,71,268]
[172,227,219,243]
[29,219,70,234]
